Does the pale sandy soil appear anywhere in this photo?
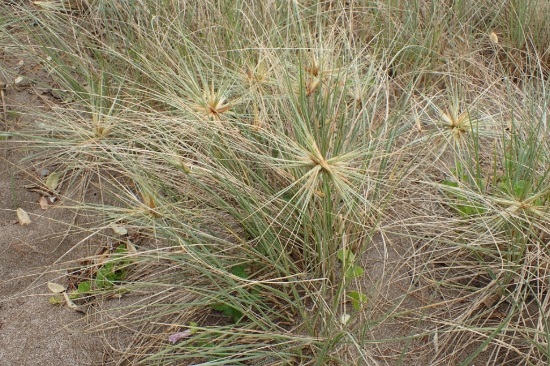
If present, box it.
[1,54,108,366]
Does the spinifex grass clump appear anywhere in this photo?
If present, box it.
[5,2,403,364]
[110,48,396,363]
[413,81,550,363]
[2,0,549,364]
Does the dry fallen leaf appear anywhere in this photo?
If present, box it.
[14,76,24,85]
[482,293,501,308]
[39,196,49,210]
[168,330,193,344]
[489,31,498,44]
[95,249,111,266]
[16,208,32,225]
[62,291,83,312]
[111,225,128,236]
[340,313,351,325]
[47,282,66,294]
[126,240,137,254]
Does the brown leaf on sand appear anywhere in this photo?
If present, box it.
[489,31,498,44]
[62,292,84,313]
[126,240,137,254]
[16,208,32,225]
[168,330,192,344]
[39,196,49,210]
[95,249,111,267]
[47,282,66,294]
[111,225,128,236]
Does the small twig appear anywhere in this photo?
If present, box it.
[0,81,6,123]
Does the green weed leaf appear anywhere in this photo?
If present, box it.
[345,265,364,279]
[348,291,368,310]
[211,302,230,312]
[513,180,527,197]
[337,249,355,263]
[77,280,91,294]
[441,179,458,188]
[230,265,248,279]
[211,302,243,322]
[45,172,61,191]
[49,295,63,305]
